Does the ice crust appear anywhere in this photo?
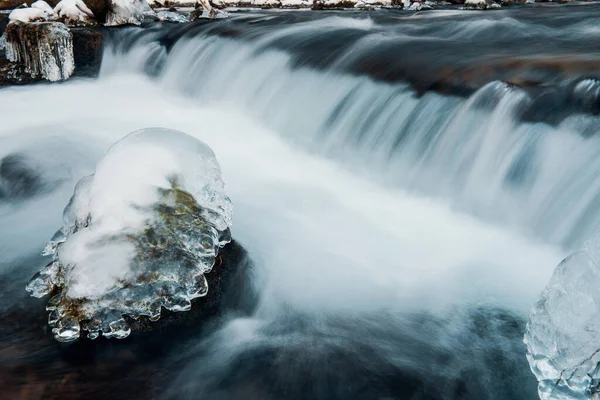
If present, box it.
[5,21,74,81]
[26,128,233,342]
[525,234,600,400]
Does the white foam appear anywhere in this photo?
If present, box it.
[0,75,563,317]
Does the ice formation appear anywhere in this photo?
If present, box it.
[54,0,97,26]
[5,21,74,81]
[525,234,600,400]
[105,0,149,26]
[25,128,233,342]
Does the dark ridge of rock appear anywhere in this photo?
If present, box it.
[71,27,104,76]
[0,240,256,399]
[83,0,109,24]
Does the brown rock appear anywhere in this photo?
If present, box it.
[83,0,108,23]
[0,0,25,9]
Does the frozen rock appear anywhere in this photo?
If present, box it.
[31,0,55,13]
[155,10,189,22]
[25,128,233,342]
[463,0,500,8]
[8,7,49,22]
[525,234,600,400]
[280,0,312,7]
[105,0,149,25]
[252,0,280,6]
[355,0,391,7]
[313,0,356,8]
[5,21,74,81]
[54,0,97,26]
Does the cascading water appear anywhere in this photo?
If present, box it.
[3,7,600,400]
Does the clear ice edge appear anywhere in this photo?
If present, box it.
[25,128,233,342]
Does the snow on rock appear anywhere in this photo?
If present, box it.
[31,0,55,13]
[252,0,280,7]
[105,0,148,26]
[25,128,233,342]
[8,8,49,22]
[280,0,312,7]
[314,0,356,8]
[525,234,600,400]
[355,0,391,7]
[54,0,97,26]
[5,21,74,81]
[464,0,499,8]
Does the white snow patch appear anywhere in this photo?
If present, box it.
[54,0,96,25]
[8,8,48,23]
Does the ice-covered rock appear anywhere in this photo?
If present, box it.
[525,234,600,400]
[54,0,97,26]
[8,7,49,22]
[105,0,149,26]
[280,0,312,7]
[355,0,391,8]
[313,0,356,8]
[464,0,489,8]
[25,128,233,342]
[252,0,280,7]
[5,21,74,81]
[155,10,189,22]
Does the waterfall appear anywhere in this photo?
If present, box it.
[101,20,600,250]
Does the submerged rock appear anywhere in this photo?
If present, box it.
[26,128,234,343]
[5,21,74,81]
[525,234,600,400]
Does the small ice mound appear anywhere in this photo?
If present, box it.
[54,0,97,26]
[524,234,600,400]
[26,128,233,342]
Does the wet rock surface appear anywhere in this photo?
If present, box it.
[71,26,103,75]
